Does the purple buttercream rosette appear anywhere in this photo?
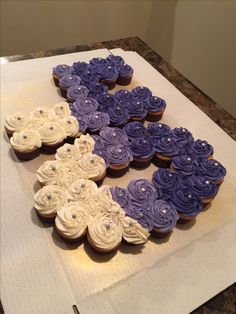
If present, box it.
[52,64,74,78]
[85,111,110,133]
[147,123,171,138]
[130,138,154,159]
[123,121,147,140]
[70,97,98,117]
[106,145,133,165]
[99,127,129,146]
[110,186,132,211]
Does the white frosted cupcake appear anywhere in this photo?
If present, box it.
[51,102,71,118]
[55,143,81,163]
[121,216,150,245]
[38,121,67,153]
[5,112,30,137]
[10,129,42,160]
[34,185,67,222]
[87,213,123,254]
[59,116,81,143]
[55,201,89,242]
[30,106,54,122]
[78,153,106,184]
[37,160,69,186]
[74,134,95,155]
[96,185,122,215]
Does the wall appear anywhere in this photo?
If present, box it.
[1,0,236,117]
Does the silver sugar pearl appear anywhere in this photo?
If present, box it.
[105,223,110,230]
[95,115,99,119]
[167,138,171,141]
[47,194,52,200]
[141,187,146,192]
[39,110,43,114]
[182,128,186,132]
[169,173,172,177]
[202,142,206,146]
[187,157,191,161]
[124,91,128,94]
[69,76,73,80]
[108,66,112,69]
[214,162,218,166]
[113,133,117,137]
[78,87,81,91]
[141,86,144,89]
[90,159,95,164]
[67,120,72,124]
[51,166,56,171]
[72,213,77,219]
[139,213,143,217]
[205,180,210,185]
[158,124,162,128]
[83,140,87,144]
[143,140,147,144]
[17,117,21,121]
[85,100,88,103]
[81,183,85,188]
[67,148,71,152]
[188,194,192,199]
[60,106,63,110]
[118,149,122,153]
[49,126,54,130]
[23,135,27,139]
[129,221,133,227]
[162,209,167,214]
[137,101,140,105]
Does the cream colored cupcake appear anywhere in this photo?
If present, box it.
[5,112,30,137]
[10,128,42,160]
[55,201,89,242]
[51,102,71,118]
[31,106,54,121]
[78,153,106,184]
[121,216,150,245]
[34,185,67,221]
[74,134,95,155]
[55,143,81,163]
[38,121,67,153]
[37,160,69,186]
[59,116,81,143]
[87,213,123,253]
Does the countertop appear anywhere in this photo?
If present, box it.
[1,37,235,314]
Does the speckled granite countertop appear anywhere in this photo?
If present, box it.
[1,37,235,314]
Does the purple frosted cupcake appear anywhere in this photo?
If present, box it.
[147,122,171,138]
[106,55,124,68]
[170,155,197,177]
[88,82,108,98]
[127,179,157,205]
[67,84,89,102]
[171,127,194,146]
[132,86,152,101]
[96,92,117,112]
[196,159,226,186]
[107,105,130,127]
[99,127,129,146]
[110,186,132,211]
[98,65,118,90]
[89,57,107,69]
[59,74,81,98]
[117,64,134,86]
[126,99,147,123]
[186,139,214,160]
[145,96,166,122]
[130,138,154,168]
[186,175,218,204]
[91,134,108,151]
[126,201,153,232]
[168,187,203,223]
[52,64,74,86]
[80,68,99,87]
[123,121,147,140]
[150,200,179,238]
[73,61,88,76]
[152,136,179,168]
[114,90,134,106]
[70,97,98,118]
[106,144,133,177]
[85,111,110,134]
[152,169,182,200]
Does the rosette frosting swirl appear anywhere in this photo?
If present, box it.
[38,121,66,145]
[88,82,108,98]
[145,96,166,112]
[67,179,98,206]
[130,138,154,159]
[52,64,74,78]
[5,113,30,133]
[97,65,118,81]
[114,90,134,103]
[74,134,95,154]
[72,61,88,75]
[126,99,147,119]
[59,116,80,137]
[132,86,152,101]
[171,127,194,146]
[78,153,106,180]
[59,74,81,89]
[186,139,214,159]
[106,145,133,165]
[96,92,117,112]
[147,123,170,138]
[55,202,89,239]
[70,97,98,117]
[123,121,147,139]
[106,54,124,68]
[34,185,67,216]
[52,102,71,118]
[118,64,133,77]
[125,201,153,231]
[80,68,99,86]
[171,155,196,176]
[85,111,110,133]
[121,216,150,244]
[37,160,69,186]
[55,143,81,162]
[196,159,226,183]
[110,186,132,211]
[91,134,108,150]
[30,107,53,121]
[186,175,218,199]
[150,200,179,233]
[10,129,42,152]
[99,127,129,146]
[67,84,89,101]
[152,169,182,194]
[108,105,130,127]
[127,179,157,205]
[153,136,179,157]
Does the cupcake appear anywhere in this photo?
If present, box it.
[97,65,118,90]
[152,136,179,168]
[78,153,107,185]
[38,121,67,153]
[85,111,110,134]
[89,57,107,68]
[126,99,147,123]
[147,122,171,138]
[59,74,81,98]
[121,216,150,245]
[72,61,88,76]
[95,92,117,112]
[99,127,129,147]
[132,86,152,101]
[96,185,122,215]
[70,97,98,118]
[52,64,74,86]
[117,64,134,86]
[92,134,108,151]
[152,169,182,200]
[107,105,130,127]
[87,213,123,254]
[196,159,226,186]
[37,160,69,186]
[79,68,99,88]
[51,102,71,118]
[55,143,81,163]
[114,89,134,107]
[59,116,81,143]
[171,127,194,147]
[186,139,214,160]
[55,202,89,242]
[88,82,108,98]
[145,96,166,122]
[170,155,197,177]
[127,179,157,205]
[150,200,179,238]
[30,106,54,123]
[5,112,30,138]
[74,134,95,155]
[186,175,218,204]
[10,129,42,160]
[106,144,133,177]
[106,54,124,68]
[110,186,132,212]
[34,185,68,222]
[130,138,154,168]
[125,201,153,232]
[66,84,89,103]
[123,121,147,140]
[168,187,203,223]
